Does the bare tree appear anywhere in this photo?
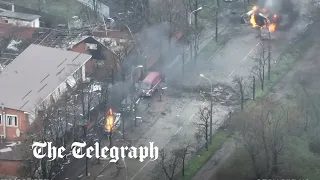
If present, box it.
[19,101,68,179]
[233,111,264,178]
[77,79,96,124]
[251,42,268,90]
[175,141,191,177]
[232,75,248,111]
[181,45,187,76]
[156,149,182,180]
[194,107,211,150]
[181,0,204,61]
[233,98,294,178]
[112,41,134,82]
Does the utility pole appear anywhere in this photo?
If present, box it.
[268,31,271,80]
[194,0,198,30]
[215,0,220,42]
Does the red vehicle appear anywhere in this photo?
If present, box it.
[140,72,164,97]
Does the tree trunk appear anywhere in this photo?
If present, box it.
[241,96,244,111]
[209,98,213,143]
[253,76,256,100]
[182,158,185,176]
[122,116,125,139]
[205,123,208,151]
[248,151,261,179]
[109,133,113,148]
[272,151,279,177]
[262,135,270,177]
[261,66,265,90]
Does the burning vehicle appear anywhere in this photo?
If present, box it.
[242,0,299,36]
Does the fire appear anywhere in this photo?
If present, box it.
[105,108,114,133]
[269,23,276,32]
[250,6,260,28]
[250,14,259,28]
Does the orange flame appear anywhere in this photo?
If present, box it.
[250,6,260,28]
[250,14,259,28]
[105,108,114,132]
[269,23,276,32]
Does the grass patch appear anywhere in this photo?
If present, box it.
[214,148,253,180]
[215,134,320,180]
[285,136,320,179]
[246,30,311,108]
[179,129,230,180]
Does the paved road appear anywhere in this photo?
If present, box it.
[91,23,259,180]
[62,24,295,180]
[64,4,310,180]
[111,16,308,180]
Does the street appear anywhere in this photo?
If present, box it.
[125,28,260,180]
[96,12,309,179]
[86,24,250,180]
[55,3,311,180]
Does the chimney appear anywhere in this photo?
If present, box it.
[11,4,14,12]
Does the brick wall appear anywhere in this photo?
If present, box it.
[70,42,93,75]
[0,108,29,141]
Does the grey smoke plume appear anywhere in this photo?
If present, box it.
[256,0,301,30]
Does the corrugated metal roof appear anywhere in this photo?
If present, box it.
[0,44,92,112]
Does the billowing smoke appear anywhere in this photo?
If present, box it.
[256,0,300,30]
[137,23,184,83]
